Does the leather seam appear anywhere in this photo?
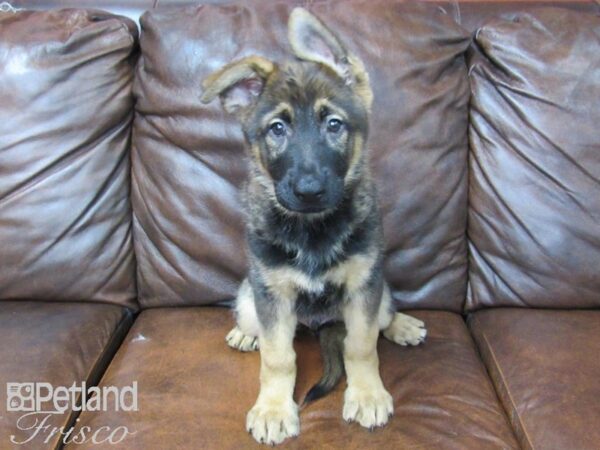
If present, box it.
[475,316,534,450]
[55,308,134,450]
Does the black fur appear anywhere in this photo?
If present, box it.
[303,322,346,404]
[295,283,345,330]
[246,188,374,278]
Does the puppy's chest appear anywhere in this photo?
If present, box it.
[291,253,374,328]
[295,282,344,330]
[264,249,375,294]
[258,244,377,330]
[261,250,376,328]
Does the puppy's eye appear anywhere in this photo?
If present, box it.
[327,118,343,133]
[269,121,286,137]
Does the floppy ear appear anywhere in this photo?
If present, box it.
[201,56,275,115]
[288,7,373,109]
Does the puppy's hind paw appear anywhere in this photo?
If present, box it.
[226,326,259,352]
[383,312,427,346]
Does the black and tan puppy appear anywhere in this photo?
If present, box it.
[201,8,426,445]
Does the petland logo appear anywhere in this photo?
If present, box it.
[6,382,137,445]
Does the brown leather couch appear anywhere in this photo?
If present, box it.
[1,1,599,449]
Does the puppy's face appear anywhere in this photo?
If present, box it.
[245,63,368,213]
[202,8,373,214]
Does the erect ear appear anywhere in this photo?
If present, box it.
[288,7,373,109]
[201,56,275,115]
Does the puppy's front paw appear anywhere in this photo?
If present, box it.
[343,386,393,429]
[226,326,259,352]
[383,312,427,346]
[246,399,299,445]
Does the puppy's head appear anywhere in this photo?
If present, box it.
[202,8,372,214]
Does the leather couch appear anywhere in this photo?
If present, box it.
[1,1,598,449]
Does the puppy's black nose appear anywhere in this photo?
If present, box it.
[293,175,325,202]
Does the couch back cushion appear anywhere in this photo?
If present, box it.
[0,9,138,308]
[132,1,470,310]
[467,8,600,310]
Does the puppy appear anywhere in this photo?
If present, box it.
[201,8,426,445]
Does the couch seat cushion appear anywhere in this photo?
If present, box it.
[469,308,600,450]
[68,308,517,449]
[0,301,133,450]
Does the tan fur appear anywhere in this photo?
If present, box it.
[377,284,394,329]
[288,8,349,80]
[342,297,394,428]
[326,250,377,294]
[250,143,270,177]
[201,56,275,113]
[377,285,427,344]
[383,313,427,346]
[226,326,259,352]
[261,102,294,129]
[345,132,364,183]
[288,8,373,111]
[235,279,260,336]
[314,98,349,121]
[347,54,373,111]
[259,263,321,299]
[257,250,377,301]
[246,289,299,445]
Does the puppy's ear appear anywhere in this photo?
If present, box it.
[288,7,372,109]
[201,56,275,115]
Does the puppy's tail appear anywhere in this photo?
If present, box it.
[303,322,346,405]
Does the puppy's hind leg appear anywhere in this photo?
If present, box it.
[379,284,427,346]
[226,278,260,352]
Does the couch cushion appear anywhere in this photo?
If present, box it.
[469,308,600,450]
[67,308,517,449]
[11,1,600,34]
[0,301,132,450]
[467,7,600,310]
[0,9,138,308]
[455,1,599,32]
[132,1,470,311]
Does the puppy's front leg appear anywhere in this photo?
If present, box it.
[342,297,393,428]
[246,290,299,445]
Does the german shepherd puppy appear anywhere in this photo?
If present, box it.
[201,8,426,445]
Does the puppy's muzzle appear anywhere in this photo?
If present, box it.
[275,167,343,214]
[293,173,325,204]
